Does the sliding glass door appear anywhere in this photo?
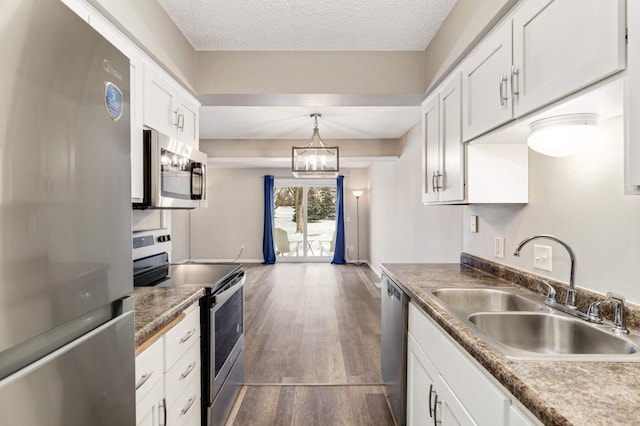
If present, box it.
[274,180,336,262]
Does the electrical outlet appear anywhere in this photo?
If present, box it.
[533,244,552,272]
[494,237,505,259]
[470,215,478,233]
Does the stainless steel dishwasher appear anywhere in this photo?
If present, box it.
[381,272,409,426]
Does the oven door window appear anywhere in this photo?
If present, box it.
[160,148,195,200]
[214,287,243,376]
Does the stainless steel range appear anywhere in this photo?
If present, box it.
[133,232,245,426]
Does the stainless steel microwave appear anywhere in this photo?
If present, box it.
[133,128,207,209]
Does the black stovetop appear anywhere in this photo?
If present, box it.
[133,252,243,293]
[161,262,243,294]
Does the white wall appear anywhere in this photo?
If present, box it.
[172,167,369,263]
[368,122,463,276]
[464,116,640,304]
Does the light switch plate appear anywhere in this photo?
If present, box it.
[533,244,552,272]
[470,215,478,233]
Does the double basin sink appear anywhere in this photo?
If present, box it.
[427,287,640,361]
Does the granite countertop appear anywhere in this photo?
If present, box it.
[132,286,204,348]
[382,258,640,426]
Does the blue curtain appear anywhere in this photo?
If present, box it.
[262,175,276,264]
[331,175,347,264]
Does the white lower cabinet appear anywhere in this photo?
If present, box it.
[136,304,201,426]
[408,334,475,426]
[136,378,165,426]
[407,303,542,426]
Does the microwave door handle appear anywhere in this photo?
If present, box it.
[201,163,206,201]
[191,163,203,198]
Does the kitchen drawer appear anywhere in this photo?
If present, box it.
[167,369,201,426]
[165,304,200,371]
[136,379,163,425]
[135,338,163,403]
[178,398,201,426]
[165,337,200,407]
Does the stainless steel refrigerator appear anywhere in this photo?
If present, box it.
[0,0,135,424]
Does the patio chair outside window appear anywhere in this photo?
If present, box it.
[275,227,298,256]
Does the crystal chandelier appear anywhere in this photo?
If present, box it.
[292,113,339,178]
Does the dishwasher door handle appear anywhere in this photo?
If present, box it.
[387,283,401,300]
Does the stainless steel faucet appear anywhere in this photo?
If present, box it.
[513,234,577,309]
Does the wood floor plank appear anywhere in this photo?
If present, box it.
[233,263,393,425]
[227,386,394,426]
[244,263,384,385]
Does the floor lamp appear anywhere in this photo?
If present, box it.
[352,190,363,265]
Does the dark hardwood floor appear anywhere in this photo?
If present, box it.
[226,263,394,425]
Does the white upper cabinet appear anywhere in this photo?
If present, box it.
[461,0,625,142]
[511,0,625,117]
[422,93,440,204]
[439,73,464,203]
[144,65,178,139]
[143,64,200,149]
[461,23,513,142]
[626,0,640,193]
[177,95,199,148]
[422,72,465,204]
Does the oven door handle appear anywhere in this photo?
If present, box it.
[213,274,246,306]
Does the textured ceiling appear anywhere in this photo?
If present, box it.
[158,0,458,51]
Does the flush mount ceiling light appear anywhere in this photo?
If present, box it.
[292,113,339,178]
[527,113,600,157]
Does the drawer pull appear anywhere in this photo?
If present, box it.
[179,328,196,344]
[135,371,153,390]
[180,362,196,380]
[180,395,197,416]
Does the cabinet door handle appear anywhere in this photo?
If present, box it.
[180,362,196,380]
[159,397,167,426]
[179,328,196,344]
[178,110,185,131]
[512,65,520,100]
[433,393,441,426]
[499,73,509,106]
[173,108,180,127]
[431,171,437,192]
[433,171,443,192]
[135,371,153,390]
[180,395,197,416]
[428,384,435,418]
